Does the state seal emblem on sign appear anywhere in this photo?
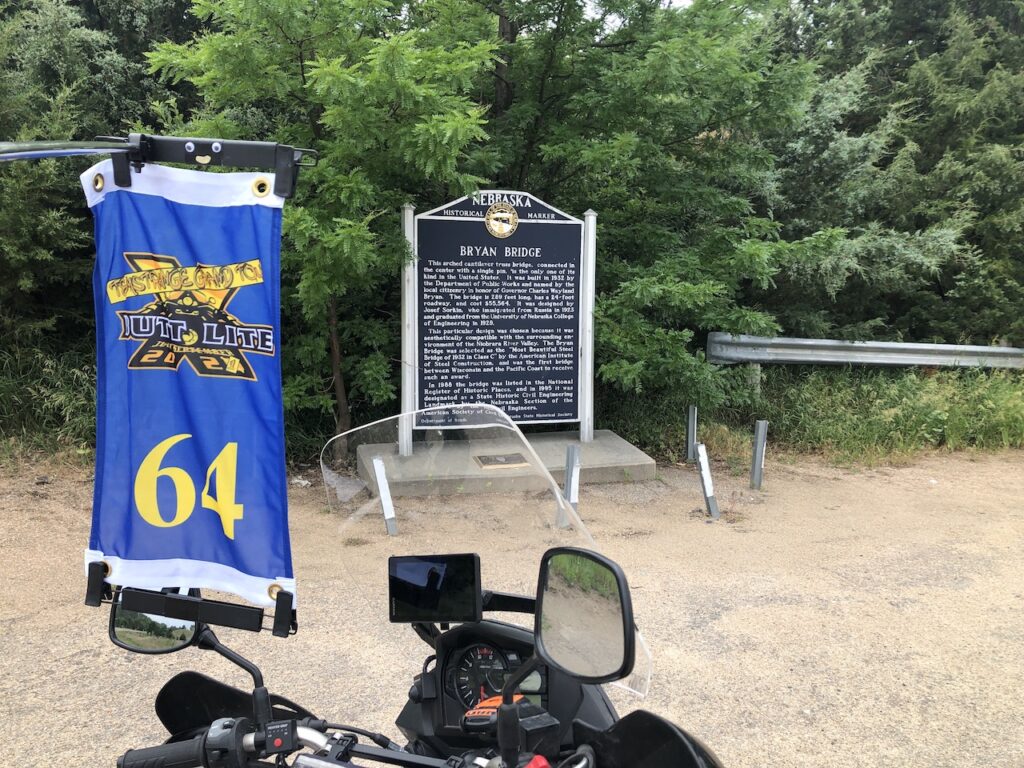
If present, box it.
[484,202,518,238]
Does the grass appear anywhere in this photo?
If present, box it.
[0,347,95,465]
[113,627,190,651]
[601,366,1024,464]
[548,553,620,599]
[747,367,1024,461]
[0,342,329,466]
[700,422,754,474]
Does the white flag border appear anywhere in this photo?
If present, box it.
[85,550,296,609]
[81,159,285,209]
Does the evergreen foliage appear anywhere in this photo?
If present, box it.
[1,0,1021,458]
[481,0,823,409]
[0,0,201,341]
[761,0,1024,345]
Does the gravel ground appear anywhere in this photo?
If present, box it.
[2,451,1023,767]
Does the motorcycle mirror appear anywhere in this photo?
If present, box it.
[533,548,635,684]
[109,589,199,655]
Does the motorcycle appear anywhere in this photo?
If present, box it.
[106,405,722,768]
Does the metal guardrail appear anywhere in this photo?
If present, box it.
[707,333,1024,369]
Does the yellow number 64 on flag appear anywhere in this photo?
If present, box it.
[134,433,245,540]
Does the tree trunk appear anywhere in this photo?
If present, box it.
[515,0,566,188]
[494,9,517,118]
[327,298,351,464]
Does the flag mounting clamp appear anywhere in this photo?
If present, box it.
[0,133,318,199]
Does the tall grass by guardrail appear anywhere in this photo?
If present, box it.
[755,367,1024,455]
[602,367,1024,463]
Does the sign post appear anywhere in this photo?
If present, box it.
[580,210,597,442]
[399,203,416,456]
[563,444,581,514]
[407,191,592,432]
[687,404,698,463]
[371,456,398,536]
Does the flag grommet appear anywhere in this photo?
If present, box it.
[93,173,105,192]
[252,177,271,198]
[267,583,282,599]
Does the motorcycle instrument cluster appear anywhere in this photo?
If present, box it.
[452,644,508,708]
[447,643,546,709]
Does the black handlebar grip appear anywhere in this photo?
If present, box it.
[116,736,207,768]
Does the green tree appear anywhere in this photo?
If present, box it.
[6,0,1019,458]
[1,0,204,341]
[0,0,135,339]
[479,0,822,409]
[149,0,495,444]
[146,0,829,434]
[761,0,1024,345]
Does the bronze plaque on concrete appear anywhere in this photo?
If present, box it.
[473,453,529,469]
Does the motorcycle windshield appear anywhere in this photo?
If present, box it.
[319,404,651,700]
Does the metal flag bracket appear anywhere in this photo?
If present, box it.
[85,561,298,638]
[1,132,318,198]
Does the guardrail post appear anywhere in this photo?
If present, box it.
[696,443,720,520]
[371,456,397,536]
[687,405,698,463]
[750,420,768,491]
[747,363,762,396]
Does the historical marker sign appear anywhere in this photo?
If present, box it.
[411,191,585,428]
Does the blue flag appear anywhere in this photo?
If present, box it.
[81,160,294,606]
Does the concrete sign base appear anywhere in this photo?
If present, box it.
[357,430,654,498]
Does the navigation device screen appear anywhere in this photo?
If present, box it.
[388,553,482,623]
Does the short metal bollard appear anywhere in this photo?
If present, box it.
[687,405,698,463]
[696,443,720,520]
[563,444,581,511]
[560,444,581,527]
[750,420,768,490]
[371,455,398,536]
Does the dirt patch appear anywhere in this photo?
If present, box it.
[1,450,1023,768]
[687,505,750,524]
[541,583,625,677]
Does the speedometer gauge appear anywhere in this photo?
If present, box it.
[454,644,509,708]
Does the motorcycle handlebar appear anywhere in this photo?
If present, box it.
[119,723,447,768]
[117,735,207,768]
[241,726,330,753]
